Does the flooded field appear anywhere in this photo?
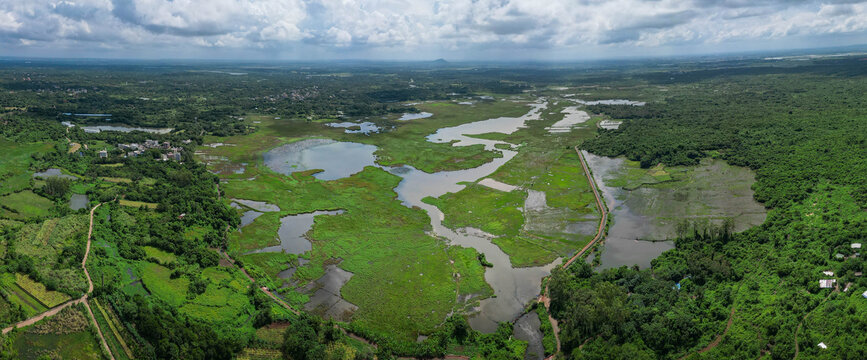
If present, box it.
[582,151,767,269]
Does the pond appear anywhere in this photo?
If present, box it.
[80,124,174,134]
[582,151,767,270]
[264,139,378,181]
[33,168,77,180]
[69,194,88,210]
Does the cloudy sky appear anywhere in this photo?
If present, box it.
[1,0,866,60]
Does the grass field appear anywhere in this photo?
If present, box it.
[138,262,188,307]
[0,138,54,196]
[118,199,158,209]
[99,176,132,183]
[0,190,54,220]
[142,245,177,264]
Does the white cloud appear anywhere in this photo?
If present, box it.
[0,0,864,59]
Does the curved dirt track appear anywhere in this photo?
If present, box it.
[1,203,114,359]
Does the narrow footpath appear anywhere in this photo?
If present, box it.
[2,203,115,360]
[539,147,610,360]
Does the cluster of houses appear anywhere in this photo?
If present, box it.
[815,243,864,351]
[818,243,863,290]
[106,139,187,161]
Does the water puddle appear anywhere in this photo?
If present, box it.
[69,194,88,210]
[245,210,344,255]
[278,258,310,279]
[582,151,766,270]
[399,112,433,121]
[264,139,378,181]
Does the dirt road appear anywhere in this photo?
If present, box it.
[1,203,114,360]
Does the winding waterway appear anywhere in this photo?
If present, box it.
[262,100,556,333]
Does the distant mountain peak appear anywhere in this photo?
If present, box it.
[432,58,449,64]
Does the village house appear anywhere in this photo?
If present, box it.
[98,149,107,158]
[819,279,836,289]
[822,270,834,276]
[852,243,862,249]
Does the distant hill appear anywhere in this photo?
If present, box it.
[431,58,449,65]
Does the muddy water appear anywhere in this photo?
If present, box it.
[513,312,545,360]
[264,139,378,181]
[303,264,358,322]
[546,106,590,133]
[245,210,344,255]
[582,151,767,270]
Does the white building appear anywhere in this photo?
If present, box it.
[819,279,836,289]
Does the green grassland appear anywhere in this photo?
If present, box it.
[138,262,188,307]
[142,245,177,265]
[0,139,54,196]
[0,190,54,220]
[423,185,525,237]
